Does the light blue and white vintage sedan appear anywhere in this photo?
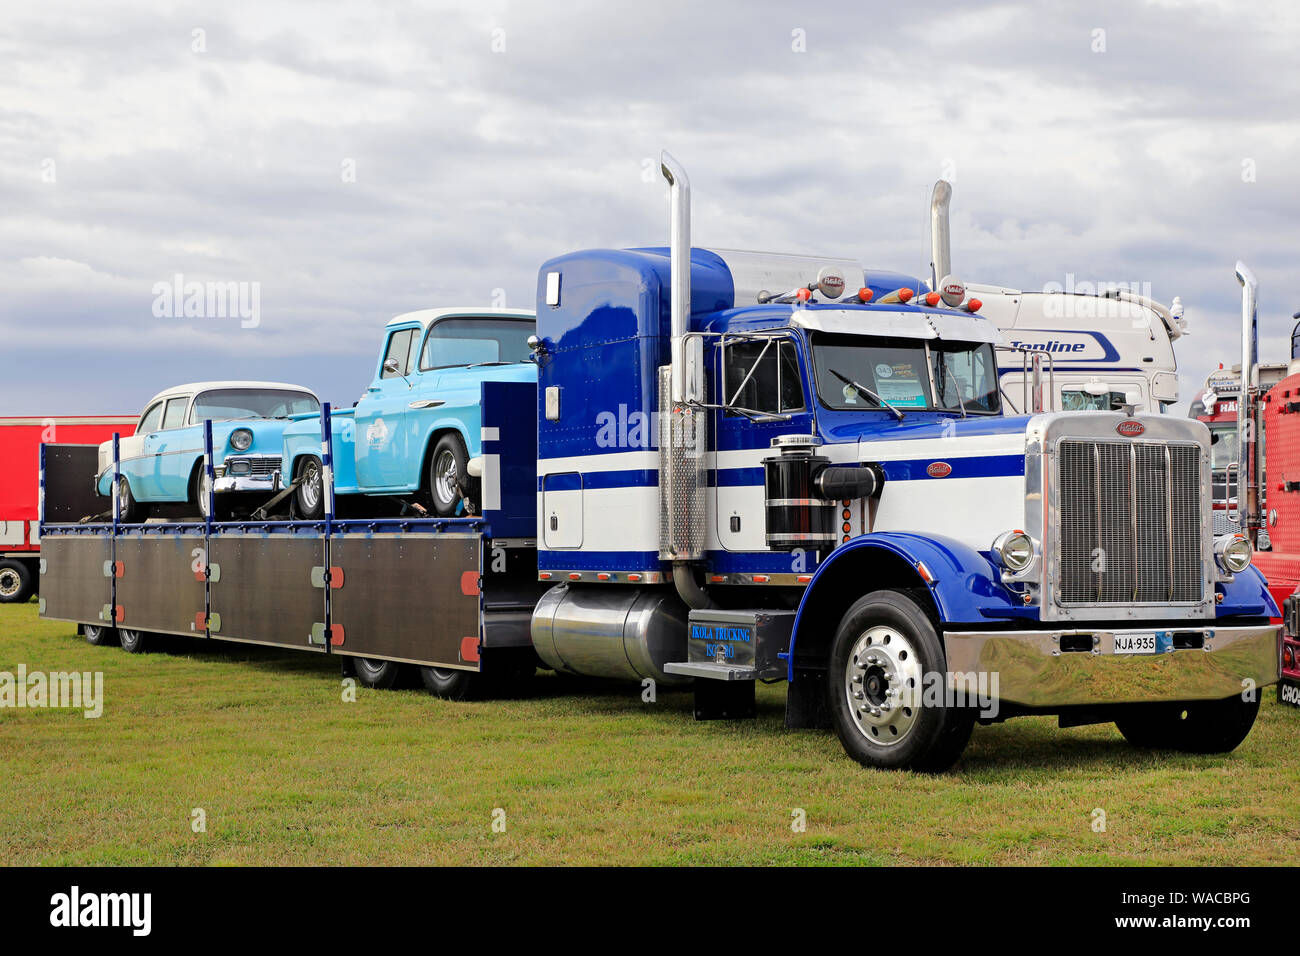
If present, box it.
[282,309,535,518]
[96,381,320,521]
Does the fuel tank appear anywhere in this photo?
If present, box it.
[530,584,691,685]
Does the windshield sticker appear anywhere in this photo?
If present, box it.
[874,363,927,407]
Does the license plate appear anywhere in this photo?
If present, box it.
[1114,632,1158,655]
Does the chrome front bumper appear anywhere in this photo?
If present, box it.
[213,456,281,494]
[943,624,1280,708]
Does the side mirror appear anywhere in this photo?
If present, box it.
[383,358,401,374]
[682,334,706,406]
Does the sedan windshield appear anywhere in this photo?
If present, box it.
[810,333,999,414]
[191,389,319,422]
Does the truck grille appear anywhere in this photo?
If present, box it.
[1057,440,1202,605]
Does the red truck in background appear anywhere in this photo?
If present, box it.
[0,416,136,603]
[1207,275,1300,706]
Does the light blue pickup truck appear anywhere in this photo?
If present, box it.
[282,308,536,517]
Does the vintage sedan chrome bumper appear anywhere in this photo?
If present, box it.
[943,624,1280,708]
[213,455,282,494]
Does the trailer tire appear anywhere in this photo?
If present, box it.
[1114,695,1260,754]
[83,624,118,647]
[353,657,403,689]
[427,433,472,517]
[0,559,34,603]
[419,665,479,701]
[118,628,150,654]
[294,456,324,520]
[826,590,974,772]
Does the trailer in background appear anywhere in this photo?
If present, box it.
[0,416,136,603]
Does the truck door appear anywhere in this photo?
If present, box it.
[712,332,811,552]
[354,326,420,491]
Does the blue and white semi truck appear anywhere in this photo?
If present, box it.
[37,153,1280,771]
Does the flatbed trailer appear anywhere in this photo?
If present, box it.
[38,383,547,691]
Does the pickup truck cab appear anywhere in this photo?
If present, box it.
[283,308,536,517]
[97,381,320,521]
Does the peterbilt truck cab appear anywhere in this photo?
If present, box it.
[527,154,1279,772]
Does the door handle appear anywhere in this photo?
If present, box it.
[366,387,381,393]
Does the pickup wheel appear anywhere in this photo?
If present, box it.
[428,434,472,517]
[418,665,480,701]
[827,590,974,772]
[118,628,150,654]
[0,559,34,603]
[353,657,403,689]
[1114,695,1261,754]
[83,624,118,647]
[294,456,324,520]
[115,476,149,524]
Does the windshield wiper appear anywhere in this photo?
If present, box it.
[827,368,905,420]
[465,361,512,369]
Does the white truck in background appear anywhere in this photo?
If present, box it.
[925,182,1186,415]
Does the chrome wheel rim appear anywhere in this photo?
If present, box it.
[0,569,21,598]
[116,477,130,518]
[300,461,321,511]
[120,629,141,647]
[845,625,925,746]
[197,472,211,517]
[433,450,458,506]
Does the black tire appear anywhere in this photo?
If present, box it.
[294,456,324,520]
[353,657,403,689]
[427,433,472,517]
[83,624,118,647]
[0,559,34,603]
[115,475,149,524]
[826,590,974,772]
[118,628,150,654]
[418,665,480,701]
[1115,695,1261,754]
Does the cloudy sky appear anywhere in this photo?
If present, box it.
[2,0,1297,417]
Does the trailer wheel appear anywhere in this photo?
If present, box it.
[418,665,479,701]
[826,590,974,772]
[1114,695,1260,754]
[0,559,33,603]
[83,624,118,647]
[116,476,149,524]
[428,433,472,517]
[353,657,403,689]
[294,456,324,520]
[118,628,150,654]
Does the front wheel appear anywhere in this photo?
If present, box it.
[427,434,472,517]
[1115,695,1261,754]
[115,476,148,524]
[294,456,324,520]
[827,590,974,772]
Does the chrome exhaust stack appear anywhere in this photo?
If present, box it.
[657,152,708,595]
[661,151,693,404]
[1235,260,1260,540]
[929,180,952,292]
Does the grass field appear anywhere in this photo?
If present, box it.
[1,600,1296,866]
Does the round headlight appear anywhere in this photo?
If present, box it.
[992,530,1034,572]
[229,428,253,452]
[1216,534,1253,574]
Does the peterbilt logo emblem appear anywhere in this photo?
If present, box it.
[926,461,952,478]
[1117,420,1145,437]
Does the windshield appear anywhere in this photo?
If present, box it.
[420,317,535,369]
[810,333,999,414]
[1209,424,1239,470]
[191,389,319,422]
